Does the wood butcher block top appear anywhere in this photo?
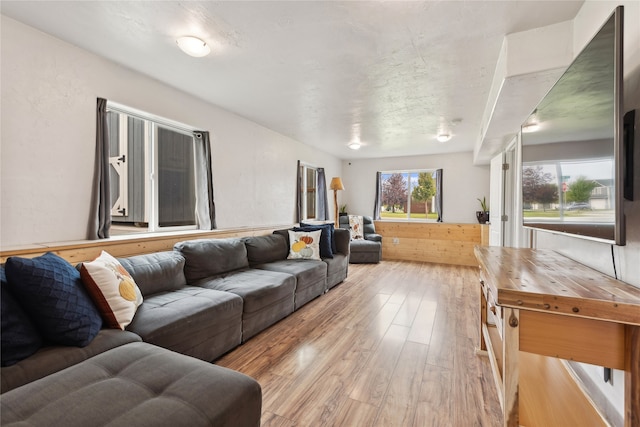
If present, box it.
[474,246,640,326]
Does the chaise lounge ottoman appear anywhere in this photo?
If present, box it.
[0,342,262,427]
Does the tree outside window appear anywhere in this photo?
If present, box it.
[380,170,438,220]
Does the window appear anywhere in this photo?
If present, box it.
[300,164,318,220]
[107,103,199,234]
[379,170,439,220]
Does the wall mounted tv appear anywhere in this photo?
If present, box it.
[521,6,625,245]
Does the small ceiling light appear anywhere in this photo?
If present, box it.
[436,133,451,143]
[176,36,211,57]
[348,141,361,150]
[522,123,540,133]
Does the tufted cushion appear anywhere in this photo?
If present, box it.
[1,267,43,366]
[287,230,322,260]
[0,342,262,427]
[244,234,289,265]
[117,251,187,296]
[175,238,249,283]
[4,253,102,347]
[295,224,334,258]
[79,251,143,330]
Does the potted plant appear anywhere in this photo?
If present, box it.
[476,197,490,224]
[339,204,348,217]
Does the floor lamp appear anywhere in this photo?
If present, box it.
[329,177,344,227]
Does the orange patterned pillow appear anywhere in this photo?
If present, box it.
[80,251,143,329]
[287,230,322,260]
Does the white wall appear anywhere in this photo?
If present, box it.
[0,16,341,248]
[529,2,640,424]
[340,151,489,222]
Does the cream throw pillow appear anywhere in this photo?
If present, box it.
[287,230,322,260]
[348,215,364,240]
[80,251,143,330]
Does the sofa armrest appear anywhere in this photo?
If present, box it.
[333,228,350,256]
[365,233,382,242]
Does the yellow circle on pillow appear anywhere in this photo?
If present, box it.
[119,279,137,301]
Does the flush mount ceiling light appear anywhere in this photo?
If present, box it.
[522,123,540,133]
[176,36,211,57]
[348,141,361,150]
[436,133,451,143]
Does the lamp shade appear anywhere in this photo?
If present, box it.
[330,177,345,191]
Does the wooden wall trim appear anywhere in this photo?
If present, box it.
[375,221,488,267]
[0,224,294,264]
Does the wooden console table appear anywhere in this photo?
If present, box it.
[475,246,640,427]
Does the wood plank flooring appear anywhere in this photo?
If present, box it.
[216,261,502,426]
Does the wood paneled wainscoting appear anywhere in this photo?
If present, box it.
[0,224,293,264]
[374,222,489,267]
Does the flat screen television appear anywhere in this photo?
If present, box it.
[521,6,625,245]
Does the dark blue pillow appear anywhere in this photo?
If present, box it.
[294,224,333,258]
[301,222,337,254]
[1,266,43,366]
[5,253,102,347]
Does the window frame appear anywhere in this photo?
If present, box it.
[300,162,319,221]
[106,101,200,233]
[379,168,439,222]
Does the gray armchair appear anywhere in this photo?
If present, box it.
[339,215,382,263]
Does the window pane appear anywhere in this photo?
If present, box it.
[380,170,438,220]
[305,167,316,219]
[157,127,196,227]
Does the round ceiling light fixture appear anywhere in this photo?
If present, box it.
[436,133,451,143]
[348,141,362,150]
[522,123,540,133]
[176,36,211,57]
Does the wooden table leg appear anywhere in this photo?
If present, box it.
[626,325,639,427]
[480,281,487,351]
[503,307,520,427]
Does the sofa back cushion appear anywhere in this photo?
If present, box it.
[174,238,249,283]
[117,251,187,297]
[362,215,377,235]
[244,234,288,265]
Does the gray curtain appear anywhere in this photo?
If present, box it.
[373,171,382,220]
[88,97,111,239]
[435,168,443,222]
[295,160,303,223]
[193,131,216,229]
[316,168,329,221]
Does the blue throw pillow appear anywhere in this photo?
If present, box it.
[1,266,43,366]
[301,222,337,254]
[5,253,102,347]
[294,224,333,258]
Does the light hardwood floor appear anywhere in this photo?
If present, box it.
[216,261,502,426]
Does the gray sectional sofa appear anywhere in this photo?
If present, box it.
[1,227,350,426]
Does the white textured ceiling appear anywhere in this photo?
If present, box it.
[0,1,584,161]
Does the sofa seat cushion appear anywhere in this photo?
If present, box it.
[126,287,242,362]
[253,260,327,309]
[0,342,262,427]
[349,239,382,253]
[195,269,295,341]
[1,329,141,394]
[348,240,382,264]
